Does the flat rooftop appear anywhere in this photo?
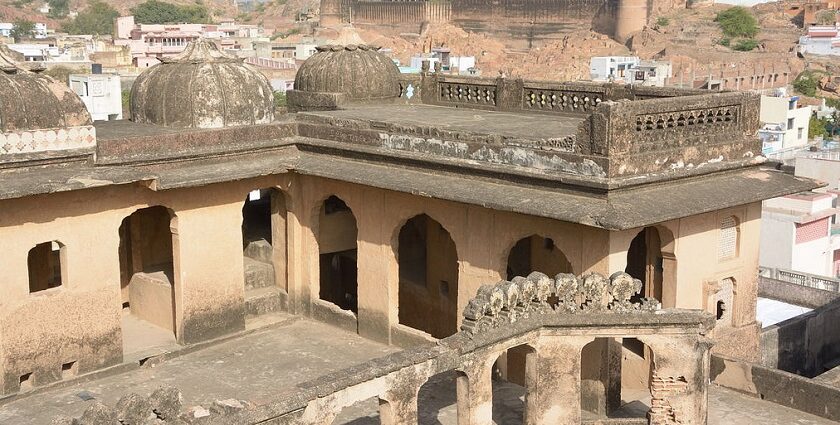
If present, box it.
[0,316,833,425]
[300,104,587,142]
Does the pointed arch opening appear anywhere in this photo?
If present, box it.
[506,234,572,280]
[397,214,459,338]
[318,195,358,313]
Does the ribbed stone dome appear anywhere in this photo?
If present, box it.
[130,39,274,129]
[0,44,91,133]
[295,44,401,100]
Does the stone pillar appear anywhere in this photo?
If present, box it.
[458,359,495,425]
[355,188,393,344]
[285,175,310,316]
[532,337,590,425]
[379,393,418,424]
[641,335,712,425]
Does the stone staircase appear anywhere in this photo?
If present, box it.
[243,240,286,317]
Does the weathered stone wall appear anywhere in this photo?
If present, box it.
[758,276,840,309]
[712,354,840,422]
[760,297,840,377]
[339,0,673,44]
[57,272,715,425]
[0,175,285,394]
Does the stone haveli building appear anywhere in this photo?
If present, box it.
[0,40,822,423]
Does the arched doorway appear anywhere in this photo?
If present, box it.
[580,338,653,420]
[492,344,537,424]
[506,234,572,280]
[318,195,358,313]
[397,214,459,338]
[625,227,663,303]
[118,206,178,357]
[241,188,287,296]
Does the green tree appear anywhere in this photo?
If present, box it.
[61,1,120,35]
[793,71,820,96]
[131,0,209,25]
[10,19,35,42]
[47,0,70,18]
[714,7,759,38]
[732,38,759,51]
[810,114,828,139]
[815,9,837,25]
[656,17,669,27]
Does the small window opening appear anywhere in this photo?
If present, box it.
[28,241,64,293]
[716,301,726,320]
[61,361,77,379]
[19,373,33,391]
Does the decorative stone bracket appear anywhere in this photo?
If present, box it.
[460,271,661,336]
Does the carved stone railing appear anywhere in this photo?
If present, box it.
[56,271,714,425]
[438,79,497,106]
[0,125,97,162]
[760,266,840,292]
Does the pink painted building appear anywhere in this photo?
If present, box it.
[761,191,840,278]
[114,16,266,68]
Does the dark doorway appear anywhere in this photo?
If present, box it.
[397,214,459,338]
[319,196,358,313]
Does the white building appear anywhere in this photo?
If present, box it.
[758,92,812,156]
[761,192,840,278]
[589,56,639,81]
[295,43,317,61]
[68,73,123,121]
[624,60,672,87]
[796,147,840,191]
[799,25,840,56]
[0,23,13,38]
[0,23,48,40]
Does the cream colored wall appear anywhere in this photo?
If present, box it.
[0,167,761,394]
[0,176,287,394]
[288,174,610,344]
[607,201,762,360]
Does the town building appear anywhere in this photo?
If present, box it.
[799,24,840,55]
[760,192,840,278]
[114,16,268,68]
[0,41,823,423]
[69,70,124,121]
[589,56,639,81]
[796,147,840,190]
[759,91,812,157]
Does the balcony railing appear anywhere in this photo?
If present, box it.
[759,266,840,292]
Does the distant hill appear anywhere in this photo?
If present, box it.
[0,0,320,32]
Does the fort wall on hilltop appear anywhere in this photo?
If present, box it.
[323,0,689,44]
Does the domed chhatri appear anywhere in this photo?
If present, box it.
[0,44,91,134]
[130,39,274,129]
[294,44,401,100]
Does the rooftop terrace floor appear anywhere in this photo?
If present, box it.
[301,104,586,141]
[0,315,834,425]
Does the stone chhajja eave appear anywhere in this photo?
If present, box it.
[0,136,821,231]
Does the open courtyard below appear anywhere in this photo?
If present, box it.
[0,314,833,425]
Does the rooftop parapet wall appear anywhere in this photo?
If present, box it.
[415,74,762,181]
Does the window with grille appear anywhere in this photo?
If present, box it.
[719,216,738,260]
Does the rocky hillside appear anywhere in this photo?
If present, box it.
[0,0,320,30]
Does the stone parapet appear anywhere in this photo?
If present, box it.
[0,125,96,161]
